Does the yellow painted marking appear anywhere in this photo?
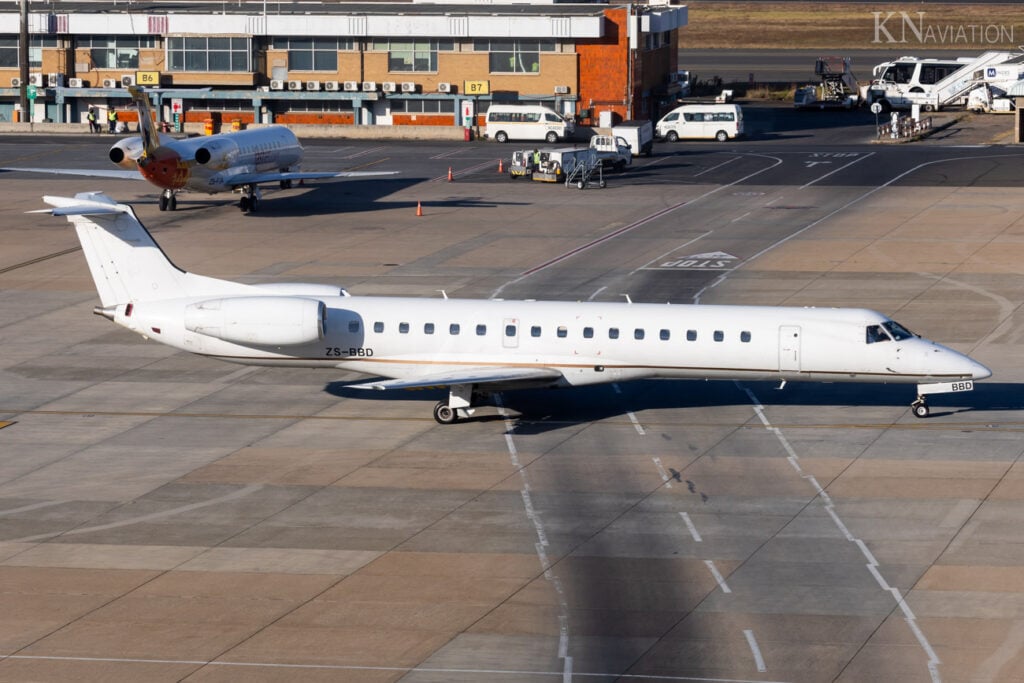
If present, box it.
[0,421,14,430]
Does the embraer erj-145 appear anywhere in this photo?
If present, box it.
[7,87,393,213]
[38,192,991,424]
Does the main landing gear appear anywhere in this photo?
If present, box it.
[158,189,177,211]
[238,184,261,213]
[911,396,930,419]
[432,384,489,424]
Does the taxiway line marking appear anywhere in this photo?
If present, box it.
[652,457,672,487]
[704,560,732,594]
[743,629,767,673]
[679,512,702,542]
[743,386,941,683]
[800,152,873,189]
[693,155,741,177]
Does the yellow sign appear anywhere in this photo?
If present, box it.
[463,80,490,95]
[136,71,160,86]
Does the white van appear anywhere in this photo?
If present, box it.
[655,104,743,142]
[485,104,574,144]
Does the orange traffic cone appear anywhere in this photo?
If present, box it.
[497,158,504,173]
[416,201,423,217]
[447,166,454,182]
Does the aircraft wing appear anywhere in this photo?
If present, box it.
[346,366,563,391]
[220,170,397,188]
[2,167,144,180]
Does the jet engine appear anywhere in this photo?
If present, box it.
[194,138,237,167]
[108,137,146,169]
[184,296,326,346]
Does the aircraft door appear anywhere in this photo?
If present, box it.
[502,318,519,348]
[779,325,801,373]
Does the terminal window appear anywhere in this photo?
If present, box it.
[167,37,250,72]
[78,35,152,70]
[271,37,352,71]
[371,40,453,72]
[2,36,59,68]
[474,39,555,74]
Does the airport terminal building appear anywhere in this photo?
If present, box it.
[0,0,687,130]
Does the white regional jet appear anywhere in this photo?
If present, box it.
[7,87,393,213]
[38,192,991,423]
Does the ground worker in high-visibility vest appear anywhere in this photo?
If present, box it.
[107,108,118,133]
[86,106,98,133]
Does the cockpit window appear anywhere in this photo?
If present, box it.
[866,325,890,344]
[882,320,915,341]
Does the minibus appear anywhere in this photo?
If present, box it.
[655,104,743,142]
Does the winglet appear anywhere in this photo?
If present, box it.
[37,192,127,216]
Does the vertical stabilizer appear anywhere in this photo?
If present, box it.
[127,85,161,158]
[41,192,185,306]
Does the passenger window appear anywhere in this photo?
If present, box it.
[505,324,517,337]
[449,323,460,335]
[399,322,409,334]
[531,326,542,337]
[424,323,435,335]
[665,112,678,122]
[686,330,697,341]
[583,327,594,339]
[476,324,487,336]
[373,322,384,333]
[634,328,645,340]
[713,330,724,342]
[348,320,360,333]
[660,329,670,341]
[740,331,751,343]
[609,327,619,339]
[557,326,567,338]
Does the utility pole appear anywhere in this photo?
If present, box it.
[18,0,28,123]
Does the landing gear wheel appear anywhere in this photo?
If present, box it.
[433,402,458,424]
[911,399,930,419]
[239,196,250,213]
[168,195,176,211]
[280,179,293,189]
[159,193,169,211]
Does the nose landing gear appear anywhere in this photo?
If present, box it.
[158,189,177,211]
[239,185,261,213]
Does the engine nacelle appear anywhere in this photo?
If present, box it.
[184,296,325,346]
[194,138,236,167]
[108,137,145,169]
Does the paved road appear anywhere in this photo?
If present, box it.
[1,121,1022,682]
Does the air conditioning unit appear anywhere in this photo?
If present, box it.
[343,81,359,92]
[29,73,44,87]
[269,79,285,90]
[324,80,340,92]
[102,78,120,88]
[305,80,321,91]
[48,73,65,87]
[381,81,397,93]
[400,82,418,93]
[554,85,570,94]
[287,80,303,91]
[361,81,377,92]
[121,74,135,86]
[68,77,84,88]
[10,77,21,87]
[437,82,453,93]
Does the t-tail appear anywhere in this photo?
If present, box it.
[35,192,253,309]
[127,85,161,159]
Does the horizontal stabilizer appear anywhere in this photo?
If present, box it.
[347,366,563,391]
[35,192,129,216]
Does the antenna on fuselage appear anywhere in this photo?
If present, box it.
[621,293,632,304]
[438,290,448,300]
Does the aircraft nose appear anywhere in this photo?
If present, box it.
[966,356,992,380]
